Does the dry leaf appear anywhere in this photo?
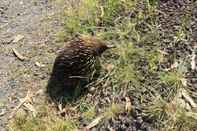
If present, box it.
[181,78,187,87]
[85,115,104,130]
[170,61,178,69]
[12,48,28,61]
[165,61,178,71]
[35,62,45,67]
[125,97,132,113]
[12,34,24,43]
[158,50,169,55]
[0,109,6,116]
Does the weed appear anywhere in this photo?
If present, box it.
[82,106,96,120]
[9,107,77,131]
[103,103,122,119]
[160,71,184,88]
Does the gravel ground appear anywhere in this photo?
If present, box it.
[0,0,62,130]
[158,0,197,99]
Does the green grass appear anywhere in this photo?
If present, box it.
[82,106,96,121]
[9,107,77,131]
[103,103,123,119]
[9,0,197,130]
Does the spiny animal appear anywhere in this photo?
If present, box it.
[47,34,112,102]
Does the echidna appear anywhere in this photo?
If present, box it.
[47,35,111,102]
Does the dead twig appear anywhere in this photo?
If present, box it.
[84,115,105,130]
[12,47,28,61]
[181,89,197,108]
[125,97,132,113]
[9,89,41,119]
[12,34,24,43]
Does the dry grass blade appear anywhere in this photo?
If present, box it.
[35,61,45,67]
[100,6,104,18]
[185,112,197,120]
[12,34,24,43]
[165,61,179,71]
[125,97,132,113]
[191,52,196,70]
[85,115,105,130]
[9,89,42,119]
[12,48,28,61]
[9,90,32,119]
[23,103,37,117]
[181,89,197,108]
[69,76,88,79]
[181,78,187,87]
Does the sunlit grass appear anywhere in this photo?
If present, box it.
[9,0,197,130]
[103,103,123,119]
[9,107,77,131]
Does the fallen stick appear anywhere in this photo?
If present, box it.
[12,47,28,61]
[84,115,105,130]
[9,89,41,119]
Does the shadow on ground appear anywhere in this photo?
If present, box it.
[46,60,102,105]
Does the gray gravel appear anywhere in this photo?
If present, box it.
[0,0,62,130]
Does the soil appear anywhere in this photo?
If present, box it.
[0,0,62,130]
[158,0,197,98]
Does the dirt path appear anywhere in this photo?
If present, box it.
[0,0,62,130]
